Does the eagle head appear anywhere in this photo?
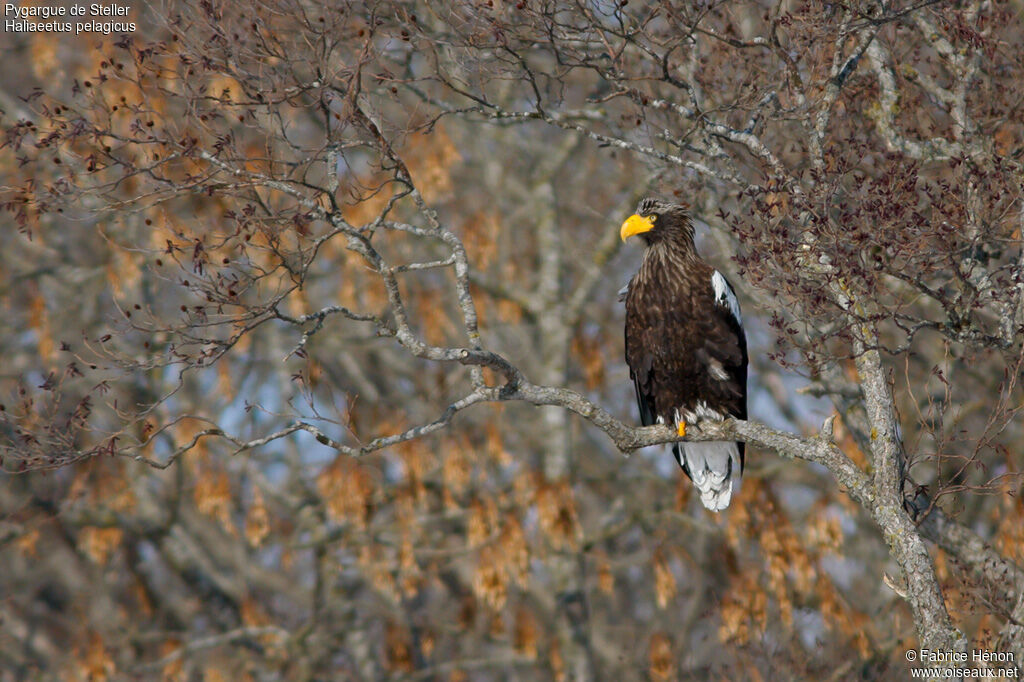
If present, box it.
[619,197,693,246]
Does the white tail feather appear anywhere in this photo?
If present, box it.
[680,441,742,512]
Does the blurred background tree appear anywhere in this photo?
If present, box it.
[1,1,1023,680]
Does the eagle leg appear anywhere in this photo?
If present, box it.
[677,421,686,437]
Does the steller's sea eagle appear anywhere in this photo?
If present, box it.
[619,198,748,512]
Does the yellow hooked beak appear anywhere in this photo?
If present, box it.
[620,214,654,241]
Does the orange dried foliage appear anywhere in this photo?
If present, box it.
[485,421,512,466]
[231,322,253,355]
[111,484,138,515]
[208,74,242,103]
[724,483,752,547]
[195,470,235,535]
[285,287,308,319]
[535,480,582,551]
[30,33,73,83]
[467,497,498,547]
[648,633,675,681]
[674,475,691,512]
[653,549,678,610]
[241,596,270,628]
[98,78,140,129]
[394,486,416,531]
[817,575,871,658]
[67,465,92,502]
[359,544,400,603]
[341,189,391,227]
[337,265,360,309]
[572,332,607,390]
[317,455,374,528]
[398,438,432,504]
[385,622,414,673]
[399,533,422,598]
[718,574,767,646]
[107,244,142,300]
[67,463,93,501]
[216,360,236,402]
[442,437,471,504]
[159,638,184,682]
[817,575,843,631]
[131,577,154,619]
[76,630,116,682]
[473,545,509,611]
[280,546,294,572]
[807,507,843,555]
[71,460,137,513]
[203,668,228,682]
[832,412,869,470]
[414,287,456,346]
[762,527,796,626]
[469,282,488,327]
[362,266,389,309]
[791,543,816,595]
[730,480,824,629]
[28,289,54,361]
[771,560,795,628]
[495,278,524,326]
[306,358,323,388]
[489,610,506,637]
[149,213,178,252]
[501,514,530,588]
[934,547,950,581]
[514,607,540,660]
[513,469,535,509]
[849,613,872,658]
[974,614,999,653]
[82,527,124,566]
[995,496,1024,562]
[994,124,1021,157]
[404,125,460,203]
[461,211,500,268]
[245,487,270,548]
[596,552,614,595]
[244,145,273,178]
[174,418,211,460]
[442,487,457,511]
[765,190,790,218]
[420,629,436,660]
[458,594,477,630]
[549,636,565,682]
[235,225,283,273]
[15,527,40,558]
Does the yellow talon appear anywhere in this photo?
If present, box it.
[677,422,686,437]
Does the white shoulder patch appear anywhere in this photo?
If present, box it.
[711,270,742,325]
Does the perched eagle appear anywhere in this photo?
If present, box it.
[620,198,748,511]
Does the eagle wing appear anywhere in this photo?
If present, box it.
[622,280,658,427]
[702,270,747,418]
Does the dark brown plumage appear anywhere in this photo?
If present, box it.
[620,197,748,511]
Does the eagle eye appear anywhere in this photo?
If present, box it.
[648,214,658,223]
